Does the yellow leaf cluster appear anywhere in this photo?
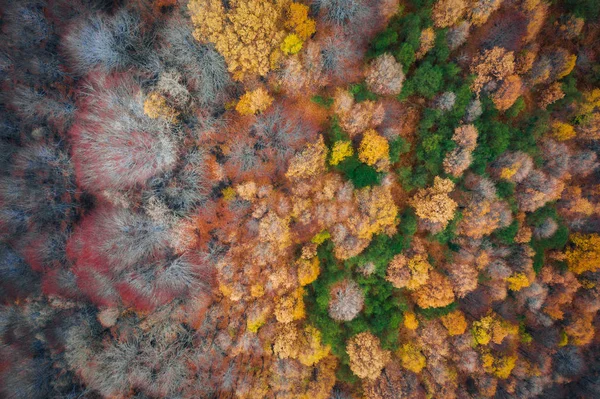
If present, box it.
[286,2,316,40]
[273,323,330,366]
[406,254,432,290]
[311,230,331,245]
[404,312,419,330]
[329,141,354,166]
[346,332,391,380]
[410,177,458,229]
[250,283,265,298]
[482,352,517,379]
[286,136,328,180]
[236,87,274,115]
[355,184,399,240]
[432,0,467,28]
[472,314,518,346]
[221,186,237,201]
[281,33,303,55]
[386,253,431,290]
[506,272,531,291]
[358,129,390,171]
[398,343,426,373]
[275,288,306,323]
[557,54,577,80]
[188,0,285,80]
[416,28,435,59]
[143,92,179,122]
[565,233,600,274]
[579,89,600,116]
[247,309,268,333]
[551,121,576,141]
[440,310,467,336]
[297,256,320,286]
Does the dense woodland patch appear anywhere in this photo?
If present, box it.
[1,0,600,397]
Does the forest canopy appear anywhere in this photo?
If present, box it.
[1,0,600,398]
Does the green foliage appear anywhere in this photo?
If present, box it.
[369,29,398,57]
[396,43,416,70]
[562,0,600,20]
[389,136,410,164]
[433,210,462,244]
[472,113,512,174]
[397,165,429,191]
[310,95,333,108]
[505,97,526,119]
[349,82,377,102]
[403,62,444,99]
[525,204,570,273]
[494,220,519,245]
[327,117,349,143]
[335,155,382,188]
[496,180,515,199]
[416,301,457,319]
[306,239,408,369]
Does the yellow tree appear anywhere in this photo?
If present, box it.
[358,129,390,171]
[286,136,328,180]
[432,0,468,28]
[189,0,286,80]
[410,177,458,231]
[565,233,600,274]
[346,332,391,380]
[235,87,273,115]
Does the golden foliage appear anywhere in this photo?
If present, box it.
[482,352,517,379]
[275,288,306,323]
[247,308,268,332]
[236,87,274,115]
[404,312,419,330]
[281,33,303,55]
[286,2,316,40]
[358,129,390,171]
[286,136,328,180]
[565,233,600,274]
[552,121,576,141]
[470,47,515,94]
[432,0,468,28]
[274,323,330,366]
[387,253,435,290]
[556,53,577,80]
[472,314,518,346]
[469,0,502,26]
[297,256,320,286]
[398,343,426,373]
[259,212,291,251]
[329,141,354,166]
[346,332,391,380]
[410,177,458,229]
[506,272,531,291]
[143,92,179,122]
[411,271,455,309]
[189,0,284,80]
[440,310,467,336]
[354,183,399,240]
